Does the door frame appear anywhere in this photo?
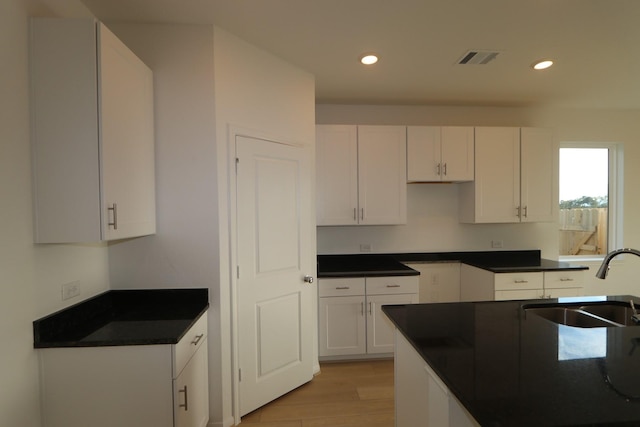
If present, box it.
[226,125,318,425]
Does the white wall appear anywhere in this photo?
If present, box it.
[0,1,110,426]
[316,104,640,297]
[213,27,315,426]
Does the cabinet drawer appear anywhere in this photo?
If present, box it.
[495,289,543,301]
[173,311,208,378]
[366,276,418,295]
[318,278,365,297]
[494,272,543,291]
[544,270,584,289]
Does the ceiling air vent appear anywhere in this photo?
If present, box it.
[457,50,500,65]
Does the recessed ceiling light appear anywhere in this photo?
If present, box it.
[360,54,379,65]
[532,59,554,70]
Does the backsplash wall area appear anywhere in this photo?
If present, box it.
[317,183,557,256]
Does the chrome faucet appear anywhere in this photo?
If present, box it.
[595,248,640,279]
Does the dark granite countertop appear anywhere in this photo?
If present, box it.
[317,251,588,278]
[33,289,208,348]
[383,296,640,426]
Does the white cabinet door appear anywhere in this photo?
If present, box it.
[99,23,156,240]
[520,128,557,223]
[367,293,417,354]
[315,125,359,225]
[174,340,209,427]
[459,127,521,223]
[407,126,442,182]
[441,127,474,182]
[407,126,474,182]
[406,262,461,303]
[460,127,556,224]
[30,18,156,243]
[318,295,366,356]
[357,125,407,225]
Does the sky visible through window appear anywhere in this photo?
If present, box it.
[559,148,608,201]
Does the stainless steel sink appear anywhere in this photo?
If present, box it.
[524,301,640,328]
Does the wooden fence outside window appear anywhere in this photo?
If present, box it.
[559,208,608,255]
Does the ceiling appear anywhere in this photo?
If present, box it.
[81,0,640,109]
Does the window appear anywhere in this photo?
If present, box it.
[558,143,623,259]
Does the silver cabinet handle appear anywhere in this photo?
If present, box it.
[361,302,364,316]
[304,275,314,284]
[386,284,401,288]
[360,208,364,221]
[369,301,372,315]
[560,278,574,282]
[179,385,188,411]
[443,163,447,176]
[436,163,441,176]
[191,334,204,346]
[108,203,118,230]
[335,286,350,290]
[514,280,529,284]
[353,208,357,221]
[523,206,528,218]
[516,206,521,218]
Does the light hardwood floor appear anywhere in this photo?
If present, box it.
[239,359,395,427]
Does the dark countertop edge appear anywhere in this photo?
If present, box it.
[317,250,589,278]
[33,289,209,348]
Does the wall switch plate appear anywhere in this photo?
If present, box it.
[61,281,80,300]
[360,243,372,252]
[491,240,504,249]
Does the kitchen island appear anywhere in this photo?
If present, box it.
[383,296,640,426]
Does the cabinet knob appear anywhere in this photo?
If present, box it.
[304,275,314,284]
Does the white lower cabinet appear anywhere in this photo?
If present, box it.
[395,330,479,427]
[318,276,417,358]
[404,262,461,303]
[39,313,209,427]
[460,264,584,301]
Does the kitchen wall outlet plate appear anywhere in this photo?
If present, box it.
[61,281,81,300]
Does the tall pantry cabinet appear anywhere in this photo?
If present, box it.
[30,18,156,243]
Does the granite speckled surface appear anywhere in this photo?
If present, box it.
[33,289,208,348]
[383,296,640,426]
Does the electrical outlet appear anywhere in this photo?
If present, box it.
[360,243,372,252]
[61,281,81,300]
[491,240,504,249]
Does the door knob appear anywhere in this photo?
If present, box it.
[304,275,314,284]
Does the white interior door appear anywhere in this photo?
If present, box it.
[235,135,315,416]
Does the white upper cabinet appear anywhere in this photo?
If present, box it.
[407,126,474,182]
[459,127,556,223]
[315,125,359,225]
[316,125,407,226]
[31,19,156,243]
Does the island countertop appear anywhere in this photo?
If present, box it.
[383,296,640,426]
[33,288,208,348]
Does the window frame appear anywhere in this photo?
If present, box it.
[558,142,623,262]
